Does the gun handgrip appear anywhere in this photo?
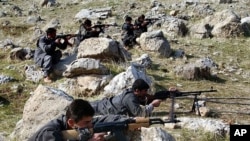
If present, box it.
[128,123,150,130]
[134,117,150,123]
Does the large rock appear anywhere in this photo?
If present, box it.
[103,64,152,96]
[53,54,77,76]
[174,57,217,80]
[149,17,188,37]
[58,74,112,97]
[63,58,109,78]
[106,127,176,141]
[75,7,112,20]
[131,54,152,69]
[137,30,172,57]
[77,37,130,62]
[208,9,242,38]
[177,117,229,136]
[10,85,73,141]
[9,47,34,60]
[189,23,213,39]
[141,127,176,141]
[190,9,244,38]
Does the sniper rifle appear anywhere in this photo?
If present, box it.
[62,117,177,141]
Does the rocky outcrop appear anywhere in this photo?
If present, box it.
[137,30,172,57]
[103,64,152,96]
[77,37,131,62]
[10,85,73,141]
[174,57,217,80]
[190,9,245,38]
[58,74,112,97]
[63,58,109,78]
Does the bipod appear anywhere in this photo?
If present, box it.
[191,94,201,116]
[168,92,180,123]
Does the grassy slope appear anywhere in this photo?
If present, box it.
[0,0,250,140]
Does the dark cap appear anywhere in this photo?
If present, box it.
[132,78,150,91]
[46,28,57,34]
[84,19,92,26]
[125,16,132,22]
[139,14,145,19]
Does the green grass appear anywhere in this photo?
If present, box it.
[0,52,38,134]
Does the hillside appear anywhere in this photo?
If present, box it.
[0,0,250,140]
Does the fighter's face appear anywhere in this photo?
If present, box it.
[68,116,93,129]
[136,89,148,97]
[47,31,56,39]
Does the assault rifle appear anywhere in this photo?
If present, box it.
[56,34,78,39]
[139,87,217,122]
[92,23,118,29]
[55,34,78,47]
[91,23,118,33]
[62,117,177,141]
[145,18,160,24]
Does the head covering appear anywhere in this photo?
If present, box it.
[46,28,56,34]
[132,78,150,90]
[125,16,132,22]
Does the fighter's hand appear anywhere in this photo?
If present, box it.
[169,87,178,92]
[151,99,162,107]
[55,38,61,44]
[88,132,106,141]
[64,35,74,47]
[133,25,138,29]
[65,34,73,40]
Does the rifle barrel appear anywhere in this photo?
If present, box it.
[177,90,217,95]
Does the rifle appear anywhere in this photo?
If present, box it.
[55,34,78,47]
[144,18,160,24]
[91,23,118,33]
[56,34,78,39]
[91,23,118,29]
[140,87,217,121]
[62,117,176,141]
